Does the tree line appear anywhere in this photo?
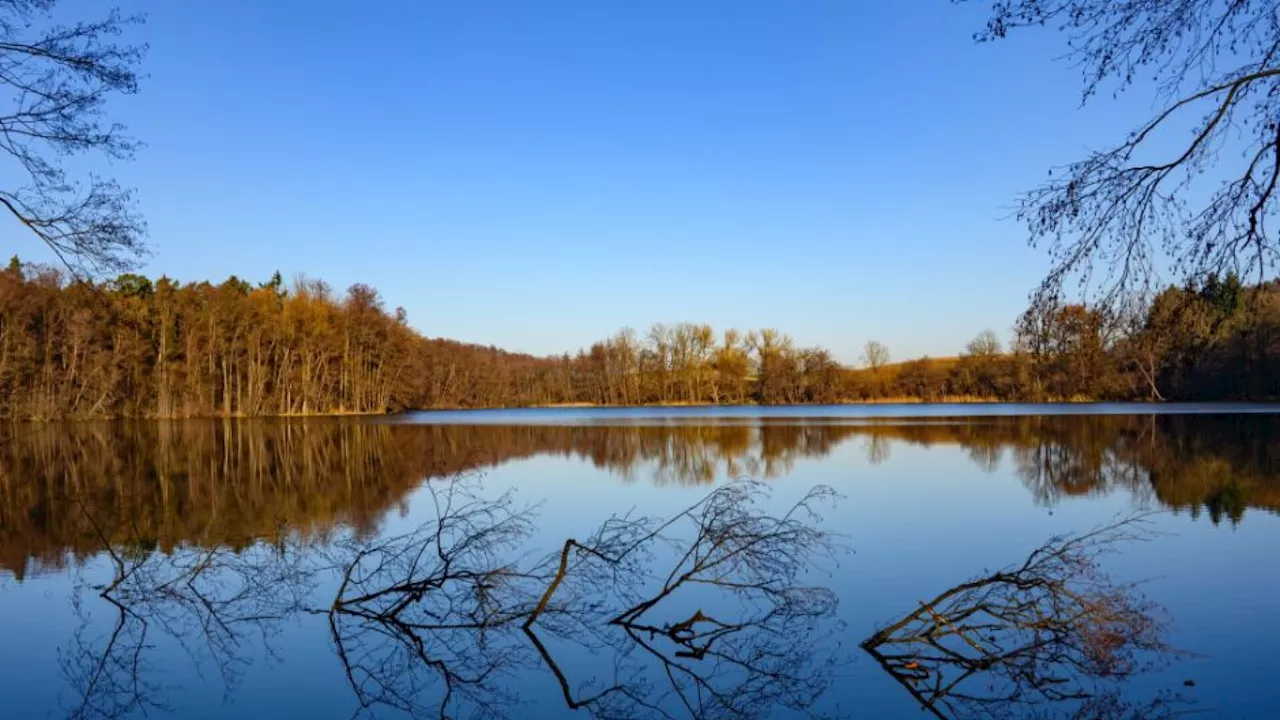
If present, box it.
[0,261,852,418]
[0,260,575,419]
[4,261,1280,419]
[849,274,1280,403]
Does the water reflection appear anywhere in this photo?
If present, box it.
[861,516,1185,719]
[516,482,843,720]
[59,480,849,720]
[3,415,1279,578]
[60,511,312,719]
[43,476,1195,720]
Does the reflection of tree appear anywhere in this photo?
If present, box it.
[1011,415,1280,522]
[862,515,1184,720]
[0,421,436,579]
[865,434,892,465]
[324,480,846,720]
[9,415,1280,578]
[965,443,1002,473]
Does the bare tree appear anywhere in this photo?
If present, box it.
[861,340,890,371]
[862,514,1186,719]
[963,0,1280,309]
[0,1,147,274]
[1120,296,1171,401]
[964,329,1001,357]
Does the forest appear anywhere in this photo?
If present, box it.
[2,259,1280,419]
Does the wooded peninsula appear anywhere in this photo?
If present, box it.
[2,259,1277,420]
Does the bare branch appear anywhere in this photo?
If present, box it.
[963,0,1280,308]
[0,2,146,274]
[862,513,1188,719]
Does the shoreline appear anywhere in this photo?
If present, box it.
[13,399,1280,423]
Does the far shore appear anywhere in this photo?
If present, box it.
[20,398,1280,424]
[525,396,1099,408]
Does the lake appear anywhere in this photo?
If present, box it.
[3,405,1279,718]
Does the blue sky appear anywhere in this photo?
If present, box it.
[18,1,1162,362]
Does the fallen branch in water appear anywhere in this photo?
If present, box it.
[329,478,847,719]
[862,513,1188,720]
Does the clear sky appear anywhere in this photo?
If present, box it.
[16,1,1162,363]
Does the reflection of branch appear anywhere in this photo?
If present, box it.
[328,479,846,719]
[331,479,536,628]
[325,477,537,718]
[862,514,1187,719]
[524,481,845,719]
[60,501,312,720]
[54,474,1203,720]
[60,591,158,720]
[326,608,521,720]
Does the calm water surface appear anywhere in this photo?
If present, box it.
[3,406,1280,718]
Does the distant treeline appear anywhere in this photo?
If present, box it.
[3,261,1280,419]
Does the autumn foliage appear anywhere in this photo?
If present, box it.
[5,261,1280,419]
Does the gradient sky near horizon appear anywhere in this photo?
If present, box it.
[12,1,1169,363]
